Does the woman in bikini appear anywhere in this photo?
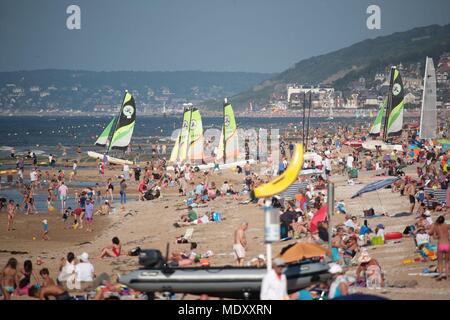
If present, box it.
[106,179,114,202]
[7,199,16,231]
[1,258,19,300]
[21,189,29,212]
[100,237,121,258]
[428,216,450,280]
[15,260,39,296]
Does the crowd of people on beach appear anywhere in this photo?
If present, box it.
[1,236,128,300]
[1,120,449,299]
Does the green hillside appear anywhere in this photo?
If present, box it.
[233,23,450,108]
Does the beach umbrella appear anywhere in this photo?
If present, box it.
[280,242,329,263]
[309,205,328,233]
[351,177,400,199]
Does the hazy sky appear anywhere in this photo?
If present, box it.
[1,0,449,73]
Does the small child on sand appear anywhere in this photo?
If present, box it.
[42,219,49,240]
[62,207,71,229]
[47,197,56,213]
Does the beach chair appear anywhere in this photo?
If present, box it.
[176,227,194,243]
[279,181,309,202]
[424,188,447,206]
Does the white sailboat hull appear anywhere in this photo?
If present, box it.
[167,159,256,171]
[362,141,403,152]
[87,151,134,165]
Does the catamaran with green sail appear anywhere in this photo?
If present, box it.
[363,66,404,152]
[168,98,255,171]
[87,90,136,165]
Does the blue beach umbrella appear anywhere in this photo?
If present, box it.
[351,177,400,199]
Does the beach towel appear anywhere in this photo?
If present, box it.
[392,212,412,218]
[364,214,384,219]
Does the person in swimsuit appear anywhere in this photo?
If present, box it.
[84,199,94,232]
[28,284,72,300]
[107,179,114,202]
[1,258,18,300]
[100,237,122,258]
[119,178,127,210]
[16,260,39,296]
[428,216,450,280]
[7,199,16,231]
[406,180,417,214]
[72,207,85,229]
[233,222,248,266]
[39,268,55,287]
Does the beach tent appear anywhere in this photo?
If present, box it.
[280,242,329,264]
[309,206,328,233]
[351,177,400,199]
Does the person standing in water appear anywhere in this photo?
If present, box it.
[84,199,94,232]
[7,200,16,231]
[58,181,68,213]
[119,178,127,210]
[428,216,450,280]
[70,160,78,181]
[233,222,248,266]
[107,178,114,202]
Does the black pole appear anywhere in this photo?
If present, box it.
[383,67,395,143]
[305,91,312,151]
[302,92,306,145]
[223,100,227,164]
[185,106,193,162]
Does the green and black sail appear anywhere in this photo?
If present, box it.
[369,99,386,137]
[95,117,116,147]
[109,91,136,151]
[384,67,404,139]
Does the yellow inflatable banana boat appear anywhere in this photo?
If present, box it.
[254,144,304,198]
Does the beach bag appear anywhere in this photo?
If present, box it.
[212,212,221,222]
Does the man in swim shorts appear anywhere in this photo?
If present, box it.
[406,180,416,214]
[233,222,248,266]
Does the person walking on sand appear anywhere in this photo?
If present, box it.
[42,219,49,240]
[119,178,127,210]
[406,180,417,214]
[58,181,68,213]
[428,216,450,280]
[7,199,16,231]
[233,222,248,266]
